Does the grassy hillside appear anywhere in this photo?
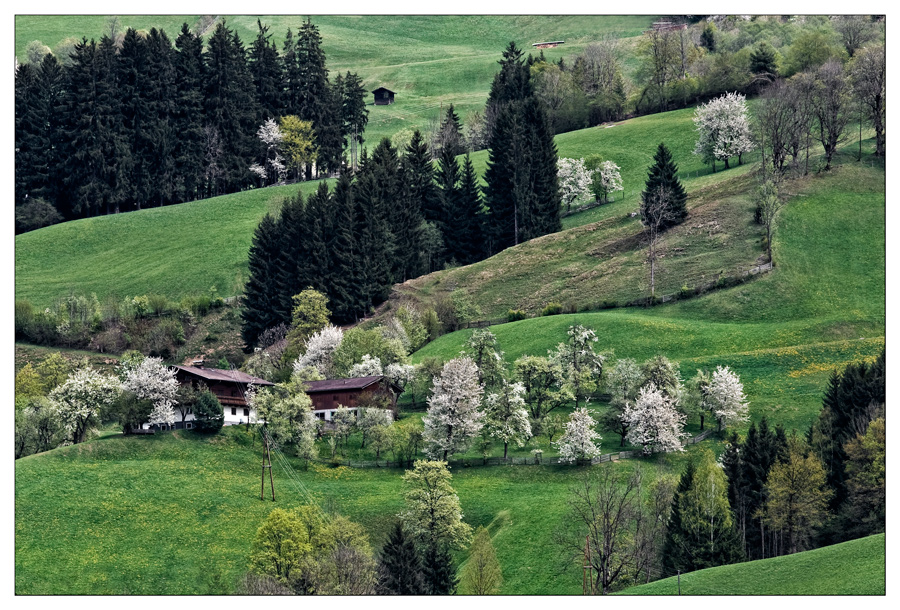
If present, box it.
[412,158,885,431]
[15,426,683,595]
[16,105,738,309]
[618,534,885,595]
[15,15,655,146]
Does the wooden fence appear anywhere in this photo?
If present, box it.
[310,428,717,470]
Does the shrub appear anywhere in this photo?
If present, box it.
[146,318,185,359]
[146,294,170,316]
[563,302,578,314]
[131,295,151,319]
[507,309,527,323]
[194,391,224,433]
[15,300,34,339]
[599,300,618,310]
[541,302,563,317]
[14,197,63,234]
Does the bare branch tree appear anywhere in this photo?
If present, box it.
[640,186,677,300]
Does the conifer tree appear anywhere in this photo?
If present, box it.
[295,18,333,178]
[378,521,427,595]
[250,19,283,121]
[241,214,285,348]
[641,143,687,230]
[434,146,461,257]
[273,192,308,323]
[328,171,363,322]
[403,130,441,268]
[280,28,302,116]
[118,28,152,211]
[434,103,465,158]
[353,145,396,311]
[203,20,258,195]
[450,154,486,265]
[172,23,206,203]
[143,28,178,207]
[422,543,458,595]
[341,71,369,171]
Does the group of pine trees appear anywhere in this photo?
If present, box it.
[662,350,885,575]
[242,41,561,348]
[15,18,366,230]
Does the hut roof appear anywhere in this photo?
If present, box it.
[174,365,274,386]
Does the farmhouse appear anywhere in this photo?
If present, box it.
[372,86,395,105]
[170,362,274,429]
[303,376,401,422]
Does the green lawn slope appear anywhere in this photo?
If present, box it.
[15,426,683,595]
[617,533,885,595]
[412,155,885,431]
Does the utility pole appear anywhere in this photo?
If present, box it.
[583,536,595,595]
[261,425,275,501]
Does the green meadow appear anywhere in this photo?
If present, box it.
[618,533,885,595]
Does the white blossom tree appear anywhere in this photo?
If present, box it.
[549,324,606,410]
[484,381,532,459]
[555,407,603,464]
[358,407,393,449]
[332,406,357,456]
[121,356,179,427]
[622,383,688,455]
[557,157,594,212]
[707,365,749,432]
[693,91,754,171]
[384,362,415,391]
[423,358,484,461]
[50,367,121,443]
[601,358,644,447]
[349,354,383,378]
[253,118,286,185]
[462,329,505,390]
[592,160,624,203]
[251,387,314,448]
[294,324,343,378]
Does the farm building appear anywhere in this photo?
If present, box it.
[372,87,396,105]
[165,362,274,430]
[303,376,401,422]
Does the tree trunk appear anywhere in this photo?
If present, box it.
[700,413,705,431]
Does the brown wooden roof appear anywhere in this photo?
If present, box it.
[304,376,385,393]
[174,365,274,386]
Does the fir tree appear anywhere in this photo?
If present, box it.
[434,146,460,253]
[448,153,485,265]
[328,172,363,322]
[641,143,688,230]
[422,543,458,595]
[341,71,369,171]
[378,521,427,595]
[241,214,285,348]
[250,19,283,121]
[295,18,334,178]
[434,103,465,158]
[172,23,206,203]
[118,28,152,211]
[280,28,302,116]
[273,192,308,324]
[143,28,178,207]
[353,145,396,311]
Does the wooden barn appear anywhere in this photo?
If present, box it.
[171,362,274,428]
[372,87,396,105]
[303,376,402,421]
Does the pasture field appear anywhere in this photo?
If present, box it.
[15,15,656,146]
[15,425,682,595]
[618,533,885,595]
[412,158,885,432]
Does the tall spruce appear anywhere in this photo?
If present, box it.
[118,28,152,211]
[447,153,485,265]
[422,543,458,595]
[483,41,560,252]
[172,23,206,203]
[295,18,334,178]
[641,143,688,230]
[203,20,258,195]
[280,28,302,116]
[378,521,427,595]
[241,213,285,348]
[249,19,283,121]
[434,145,461,259]
[341,71,369,171]
[143,28,178,207]
[328,172,364,322]
[273,192,308,324]
[353,145,396,312]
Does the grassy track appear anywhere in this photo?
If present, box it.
[617,533,885,595]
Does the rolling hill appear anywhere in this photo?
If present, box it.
[617,533,885,595]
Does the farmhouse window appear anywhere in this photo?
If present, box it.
[231,407,237,416]
[243,408,250,417]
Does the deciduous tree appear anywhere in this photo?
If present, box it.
[622,383,688,455]
[423,358,484,460]
[50,367,120,443]
[555,407,602,464]
[460,526,503,594]
[401,460,473,551]
[707,365,749,432]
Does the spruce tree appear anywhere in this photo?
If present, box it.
[404,130,440,234]
[353,145,395,312]
[434,103,465,158]
[341,71,369,171]
[143,28,178,207]
[328,171,363,322]
[422,543,458,595]
[448,153,485,265]
[661,458,695,576]
[295,18,333,179]
[379,521,427,595]
[273,192,308,324]
[483,42,559,252]
[434,146,461,260]
[118,28,152,211]
[250,19,282,121]
[241,214,285,348]
[172,23,205,203]
[280,28,302,116]
[641,143,688,230]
